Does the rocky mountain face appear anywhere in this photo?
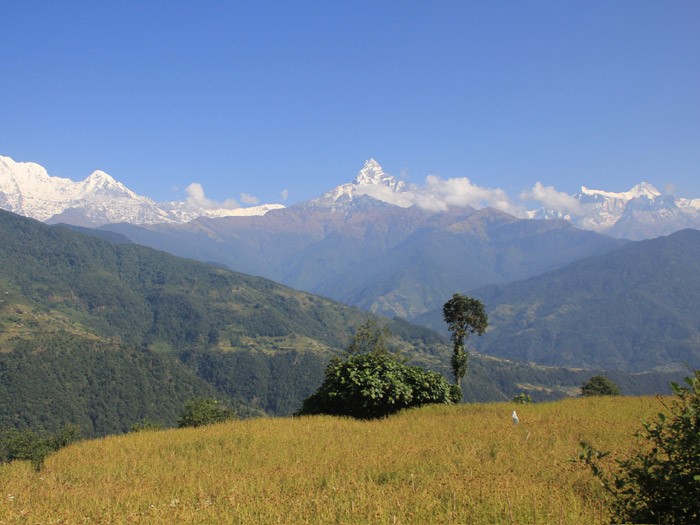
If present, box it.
[304,158,409,210]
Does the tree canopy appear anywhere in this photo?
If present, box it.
[581,375,621,396]
[442,294,488,389]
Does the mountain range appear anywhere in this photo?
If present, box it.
[7,154,698,319]
[0,155,283,227]
[4,152,700,344]
[3,208,684,436]
[3,154,700,238]
[100,202,626,319]
[529,182,700,240]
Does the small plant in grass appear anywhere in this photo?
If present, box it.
[512,392,532,404]
[578,369,700,524]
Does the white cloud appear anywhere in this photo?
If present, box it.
[280,189,289,201]
[184,183,240,210]
[240,193,260,205]
[520,182,583,216]
[356,175,522,216]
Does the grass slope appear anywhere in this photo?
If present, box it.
[0,397,663,524]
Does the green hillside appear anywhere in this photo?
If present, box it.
[0,210,446,432]
[0,210,685,436]
[449,229,700,372]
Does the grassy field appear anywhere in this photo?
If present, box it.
[0,396,662,524]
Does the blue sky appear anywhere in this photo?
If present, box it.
[2,1,699,209]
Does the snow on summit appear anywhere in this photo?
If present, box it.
[2,153,699,239]
[0,155,281,226]
[310,159,409,209]
[579,182,662,201]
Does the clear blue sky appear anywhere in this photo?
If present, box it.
[2,1,699,207]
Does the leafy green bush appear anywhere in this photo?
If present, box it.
[581,375,620,396]
[297,352,456,419]
[177,398,234,428]
[0,424,81,471]
[579,370,700,524]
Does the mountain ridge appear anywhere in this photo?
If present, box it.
[5,153,700,238]
[414,228,700,372]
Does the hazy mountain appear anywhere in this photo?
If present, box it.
[5,153,698,320]
[415,228,700,372]
[102,200,626,319]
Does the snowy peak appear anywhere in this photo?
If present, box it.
[579,182,661,202]
[531,181,700,239]
[627,182,662,200]
[0,155,281,226]
[79,169,141,199]
[354,159,387,185]
[309,159,408,210]
[84,170,118,187]
[353,158,407,194]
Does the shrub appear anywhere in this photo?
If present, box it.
[579,370,700,524]
[177,398,234,428]
[0,424,81,471]
[513,392,532,404]
[297,352,455,419]
[581,375,620,396]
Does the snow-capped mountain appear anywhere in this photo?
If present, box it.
[0,155,283,226]
[529,182,700,239]
[3,153,700,239]
[306,158,409,210]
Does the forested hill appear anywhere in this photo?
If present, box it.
[0,209,448,434]
[0,210,686,436]
[470,228,700,372]
[0,208,378,352]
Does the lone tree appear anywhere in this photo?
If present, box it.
[581,375,621,397]
[442,293,488,392]
[297,320,458,419]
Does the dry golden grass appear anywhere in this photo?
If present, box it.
[0,396,661,524]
